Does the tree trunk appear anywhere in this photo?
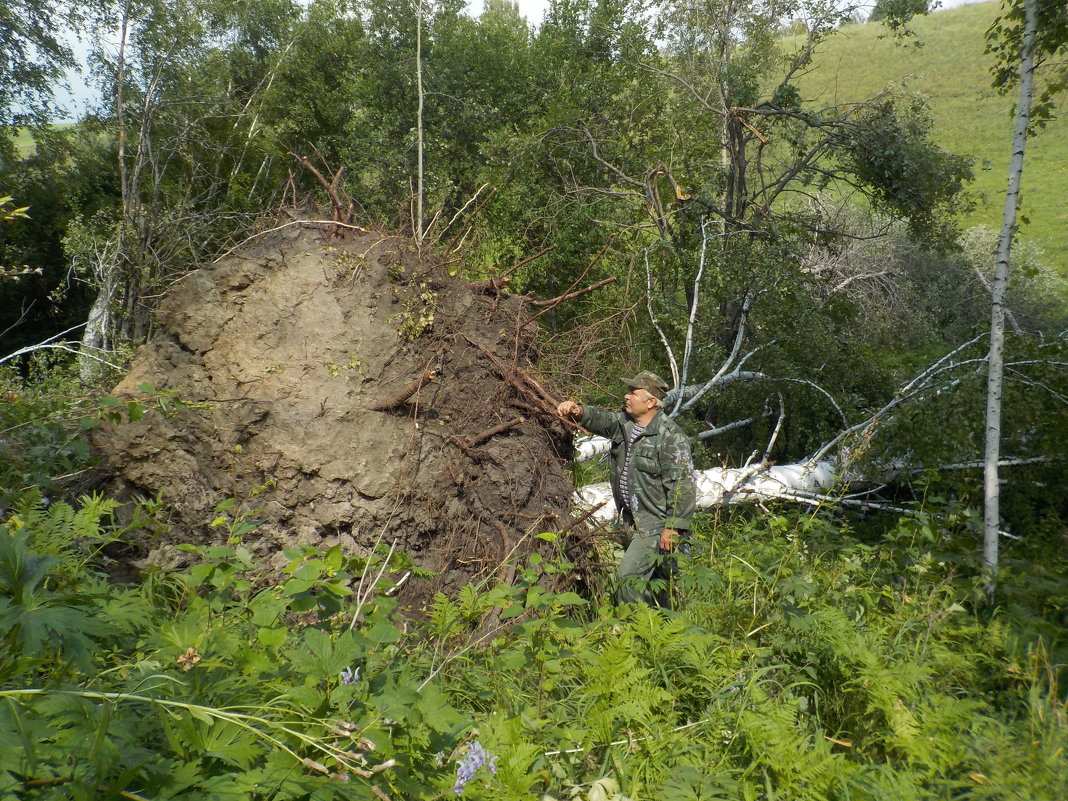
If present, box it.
[116,0,131,220]
[415,0,425,246]
[76,0,131,382]
[983,0,1037,587]
[79,274,116,383]
[575,461,839,521]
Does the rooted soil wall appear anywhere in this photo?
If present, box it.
[94,220,580,599]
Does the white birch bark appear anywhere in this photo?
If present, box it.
[79,279,115,382]
[568,331,1002,519]
[574,461,839,522]
[984,0,1037,581]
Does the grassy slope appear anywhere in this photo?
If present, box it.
[12,128,37,156]
[789,2,1068,272]
[9,124,76,157]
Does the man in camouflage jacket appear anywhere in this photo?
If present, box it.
[557,371,696,605]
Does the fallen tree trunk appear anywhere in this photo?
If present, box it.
[572,452,838,522]
[571,435,1052,526]
[568,335,999,519]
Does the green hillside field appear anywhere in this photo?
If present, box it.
[12,128,34,156]
[789,2,1068,273]
[8,123,77,157]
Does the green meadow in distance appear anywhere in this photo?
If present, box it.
[786,1,1068,274]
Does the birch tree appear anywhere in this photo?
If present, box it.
[983,0,1068,585]
[535,0,972,457]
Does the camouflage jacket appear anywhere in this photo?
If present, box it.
[579,405,696,534]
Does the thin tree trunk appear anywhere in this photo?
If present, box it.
[983,0,1037,587]
[116,0,131,217]
[716,7,731,239]
[415,0,425,246]
[78,0,132,380]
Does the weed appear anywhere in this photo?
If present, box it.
[388,282,437,341]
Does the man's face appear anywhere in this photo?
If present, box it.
[624,386,656,418]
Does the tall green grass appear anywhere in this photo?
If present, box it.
[788,2,1068,273]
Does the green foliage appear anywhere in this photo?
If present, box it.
[856,330,1068,537]
[420,507,1068,800]
[840,97,975,245]
[0,525,115,678]
[0,0,83,129]
[0,125,120,354]
[0,354,1065,800]
[0,196,28,226]
[0,366,96,506]
[0,6,1066,794]
[387,282,438,342]
[868,0,931,34]
[0,494,469,800]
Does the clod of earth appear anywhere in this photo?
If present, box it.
[93,220,582,605]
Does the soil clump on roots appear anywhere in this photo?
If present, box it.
[93,219,583,605]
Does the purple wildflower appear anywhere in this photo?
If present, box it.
[339,666,359,685]
[453,740,498,795]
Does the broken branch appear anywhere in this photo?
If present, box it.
[506,244,557,276]
[528,275,616,308]
[289,151,350,223]
[467,247,555,294]
[523,276,617,323]
[555,500,608,536]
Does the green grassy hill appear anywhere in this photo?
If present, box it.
[12,128,35,156]
[790,2,1068,272]
[8,124,77,157]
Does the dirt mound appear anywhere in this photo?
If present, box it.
[94,220,581,599]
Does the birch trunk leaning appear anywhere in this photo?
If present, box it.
[984,0,1037,587]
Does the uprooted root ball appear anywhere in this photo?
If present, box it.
[93,219,588,607]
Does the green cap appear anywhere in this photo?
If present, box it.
[622,371,669,400]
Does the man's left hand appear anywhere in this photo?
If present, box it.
[659,528,677,551]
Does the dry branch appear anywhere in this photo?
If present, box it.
[527,276,618,308]
[507,244,558,275]
[289,150,352,223]
[467,246,558,294]
[523,276,618,325]
[556,500,608,535]
[448,187,498,254]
